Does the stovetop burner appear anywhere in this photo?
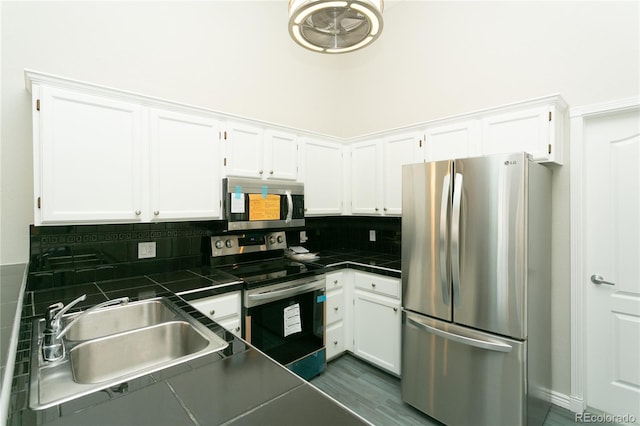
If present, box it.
[216,257,319,288]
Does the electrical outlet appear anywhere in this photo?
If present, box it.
[369,230,376,242]
[138,242,156,259]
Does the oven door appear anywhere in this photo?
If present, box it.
[245,277,326,379]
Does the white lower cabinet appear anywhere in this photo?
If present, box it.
[324,269,401,375]
[353,272,401,375]
[325,271,348,361]
[189,290,242,337]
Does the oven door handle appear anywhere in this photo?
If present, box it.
[247,279,324,305]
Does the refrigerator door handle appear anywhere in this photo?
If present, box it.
[406,314,513,353]
[439,173,451,305]
[451,172,463,305]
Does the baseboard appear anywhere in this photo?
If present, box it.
[540,388,575,412]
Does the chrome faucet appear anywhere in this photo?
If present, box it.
[42,294,129,362]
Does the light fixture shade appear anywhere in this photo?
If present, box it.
[289,0,384,54]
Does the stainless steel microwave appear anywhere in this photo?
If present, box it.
[222,177,305,231]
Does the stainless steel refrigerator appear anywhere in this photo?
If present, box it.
[401,152,552,426]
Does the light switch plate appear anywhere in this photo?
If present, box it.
[138,242,156,259]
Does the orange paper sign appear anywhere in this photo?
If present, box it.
[248,194,280,221]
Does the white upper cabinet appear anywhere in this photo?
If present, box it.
[149,108,222,221]
[382,131,424,215]
[34,85,145,225]
[223,122,298,180]
[424,120,480,162]
[300,138,344,215]
[350,140,383,215]
[264,129,298,180]
[223,122,264,178]
[28,72,225,225]
[351,132,423,216]
[480,103,565,163]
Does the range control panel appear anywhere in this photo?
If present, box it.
[210,231,287,257]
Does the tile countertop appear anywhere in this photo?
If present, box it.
[6,267,373,426]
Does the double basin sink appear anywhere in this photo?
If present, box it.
[29,297,229,409]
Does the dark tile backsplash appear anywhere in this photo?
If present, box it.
[28,216,401,291]
[28,221,226,291]
[295,216,401,255]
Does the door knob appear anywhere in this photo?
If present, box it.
[591,274,615,286]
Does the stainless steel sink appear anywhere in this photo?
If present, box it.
[29,297,229,410]
[62,299,177,341]
[70,321,209,384]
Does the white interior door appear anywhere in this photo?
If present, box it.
[585,107,640,422]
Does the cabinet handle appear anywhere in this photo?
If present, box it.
[209,309,215,316]
[135,210,141,216]
[153,210,159,216]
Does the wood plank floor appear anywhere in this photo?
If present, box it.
[310,354,585,426]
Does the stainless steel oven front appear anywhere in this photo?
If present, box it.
[244,275,326,380]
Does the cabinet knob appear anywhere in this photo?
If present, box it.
[153,210,159,216]
[209,309,215,316]
[304,208,308,212]
[269,170,274,175]
[334,280,338,285]
[375,208,379,212]
[383,207,387,212]
[259,170,264,175]
[333,341,338,345]
[334,307,339,311]
[235,327,240,332]
[371,283,376,288]
[135,210,141,216]
[393,307,398,312]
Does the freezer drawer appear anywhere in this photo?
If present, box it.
[402,311,527,426]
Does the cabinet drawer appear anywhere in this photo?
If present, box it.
[354,272,400,299]
[326,322,345,360]
[190,291,241,321]
[325,271,344,290]
[218,317,242,338]
[326,290,344,324]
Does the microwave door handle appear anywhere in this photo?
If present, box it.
[285,190,293,223]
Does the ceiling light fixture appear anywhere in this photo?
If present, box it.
[289,0,384,54]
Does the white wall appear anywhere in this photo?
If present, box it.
[1,0,638,404]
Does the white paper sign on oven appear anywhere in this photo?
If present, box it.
[283,303,302,337]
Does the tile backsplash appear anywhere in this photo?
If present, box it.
[28,216,401,291]
[28,221,225,291]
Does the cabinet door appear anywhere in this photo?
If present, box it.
[36,86,144,224]
[300,139,344,215]
[264,130,298,180]
[149,108,221,221]
[382,132,424,215]
[224,122,263,178]
[353,290,401,375]
[425,120,480,162]
[350,140,383,215]
[481,106,551,161]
